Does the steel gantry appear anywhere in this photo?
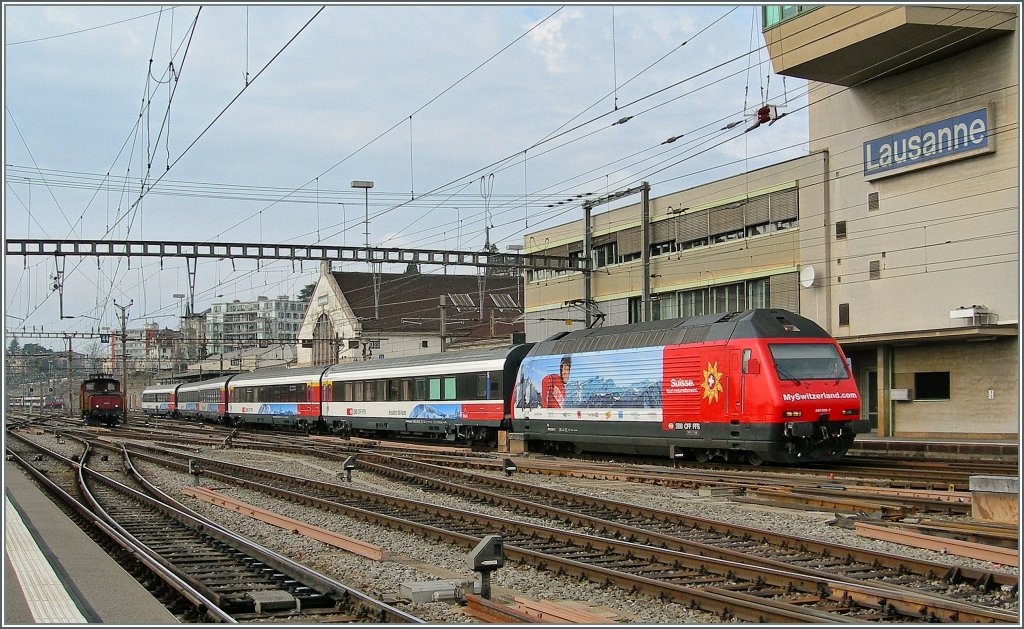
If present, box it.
[6,237,589,317]
[5,238,585,271]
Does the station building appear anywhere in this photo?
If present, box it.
[522,5,1019,439]
[296,261,524,366]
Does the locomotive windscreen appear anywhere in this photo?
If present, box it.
[768,343,849,381]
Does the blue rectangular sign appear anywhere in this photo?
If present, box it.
[863,108,989,177]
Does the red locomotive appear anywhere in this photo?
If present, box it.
[513,309,865,464]
[80,374,125,426]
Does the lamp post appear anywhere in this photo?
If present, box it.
[113,299,132,418]
[172,293,186,368]
[350,180,374,267]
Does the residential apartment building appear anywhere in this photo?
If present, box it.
[206,295,308,355]
[522,5,1018,439]
[105,322,182,373]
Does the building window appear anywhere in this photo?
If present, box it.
[620,252,641,263]
[627,296,642,324]
[914,372,950,400]
[868,191,879,211]
[711,229,744,244]
[746,222,770,237]
[650,241,673,257]
[747,278,770,309]
[679,288,707,318]
[711,283,745,313]
[869,260,881,280]
[651,294,677,321]
[593,242,617,268]
[762,5,817,29]
[678,237,708,250]
[838,303,850,326]
[836,221,847,239]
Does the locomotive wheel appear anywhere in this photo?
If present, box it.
[746,452,765,466]
[694,450,710,463]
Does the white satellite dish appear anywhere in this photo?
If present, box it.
[799,265,817,288]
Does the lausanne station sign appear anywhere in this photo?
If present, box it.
[863,107,991,179]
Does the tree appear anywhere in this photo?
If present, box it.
[7,338,21,355]
[298,282,316,302]
[21,343,52,355]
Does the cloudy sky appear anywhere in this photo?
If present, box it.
[4,3,809,347]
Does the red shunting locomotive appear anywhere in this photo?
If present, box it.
[80,374,125,426]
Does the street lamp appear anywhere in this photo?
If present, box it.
[172,293,186,317]
[351,180,374,263]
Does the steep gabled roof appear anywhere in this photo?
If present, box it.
[330,270,523,338]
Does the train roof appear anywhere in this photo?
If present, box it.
[82,374,118,383]
[176,375,234,389]
[228,365,332,384]
[532,309,831,356]
[323,344,533,378]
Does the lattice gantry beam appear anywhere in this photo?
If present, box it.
[5,239,588,272]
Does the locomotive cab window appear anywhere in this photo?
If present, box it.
[769,343,848,380]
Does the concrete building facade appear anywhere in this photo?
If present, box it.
[206,295,307,355]
[522,4,1018,439]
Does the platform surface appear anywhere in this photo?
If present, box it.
[4,461,180,625]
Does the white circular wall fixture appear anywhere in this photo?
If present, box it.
[799,265,817,288]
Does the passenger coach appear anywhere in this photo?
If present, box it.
[322,345,532,445]
[226,366,329,429]
[140,384,177,417]
[175,376,233,423]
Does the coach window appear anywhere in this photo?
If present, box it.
[414,378,427,401]
[374,380,387,401]
[454,373,475,400]
[401,379,413,401]
[352,381,364,402]
[388,379,401,401]
[429,377,442,400]
[488,371,502,399]
[364,381,375,402]
[444,377,456,400]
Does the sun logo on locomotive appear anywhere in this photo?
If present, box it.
[701,361,724,404]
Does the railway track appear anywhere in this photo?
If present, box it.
[5,431,422,624]
[115,440,1018,623]
[353,453,1018,599]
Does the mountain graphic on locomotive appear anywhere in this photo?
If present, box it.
[141,309,867,464]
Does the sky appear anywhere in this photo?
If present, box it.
[3,2,810,352]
